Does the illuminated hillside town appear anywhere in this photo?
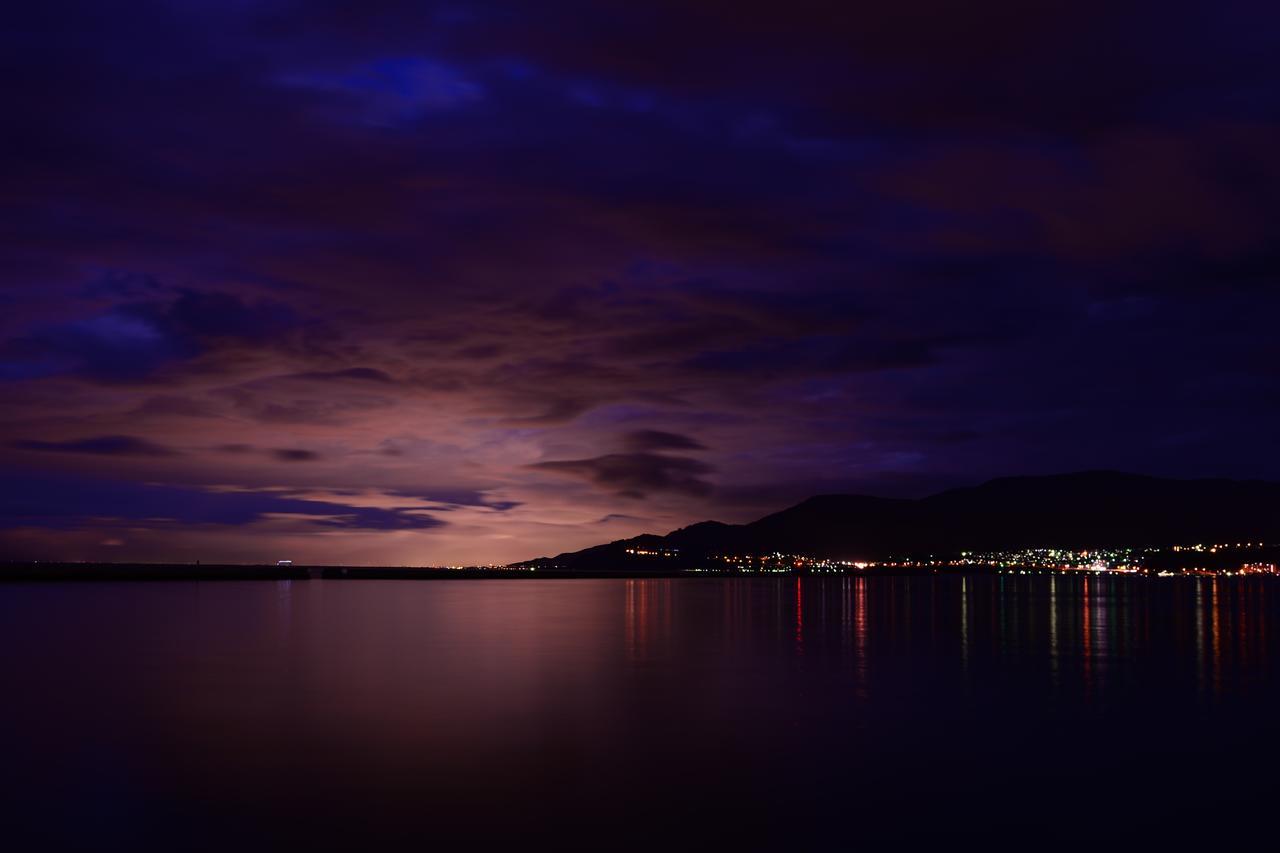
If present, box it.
[624,541,1280,577]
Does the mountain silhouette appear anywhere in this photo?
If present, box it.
[519,472,1280,569]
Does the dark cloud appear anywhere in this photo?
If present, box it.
[79,270,164,300]
[218,388,396,425]
[132,395,224,419]
[0,470,444,531]
[273,448,320,462]
[12,312,199,383]
[5,288,304,383]
[385,487,522,512]
[597,513,645,523]
[287,367,396,383]
[531,452,715,498]
[684,335,942,377]
[502,397,601,426]
[159,289,299,343]
[623,429,706,452]
[455,344,504,360]
[10,435,177,457]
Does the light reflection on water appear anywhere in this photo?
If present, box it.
[2,575,1279,847]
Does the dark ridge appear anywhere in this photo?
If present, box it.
[515,471,1280,570]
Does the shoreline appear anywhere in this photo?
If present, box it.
[2,561,1275,582]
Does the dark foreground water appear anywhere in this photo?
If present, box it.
[2,575,1279,849]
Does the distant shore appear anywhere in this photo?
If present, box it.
[0,561,1058,582]
[0,562,751,581]
[0,562,552,582]
[3,561,1277,582]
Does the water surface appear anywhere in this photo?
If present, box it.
[2,575,1277,848]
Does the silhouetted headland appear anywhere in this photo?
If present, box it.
[518,471,1280,572]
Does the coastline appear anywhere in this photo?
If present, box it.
[2,561,1273,582]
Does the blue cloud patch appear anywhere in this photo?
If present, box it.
[0,471,445,531]
[5,288,300,382]
[10,435,177,456]
[279,56,483,126]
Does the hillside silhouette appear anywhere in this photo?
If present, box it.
[519,472,1280,569]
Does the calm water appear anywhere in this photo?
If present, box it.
[2,575,1279,848]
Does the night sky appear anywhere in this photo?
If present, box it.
[3,2,1278,565]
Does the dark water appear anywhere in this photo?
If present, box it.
[2,575,1279,848]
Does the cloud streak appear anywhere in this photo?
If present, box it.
[10,435,178,457]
